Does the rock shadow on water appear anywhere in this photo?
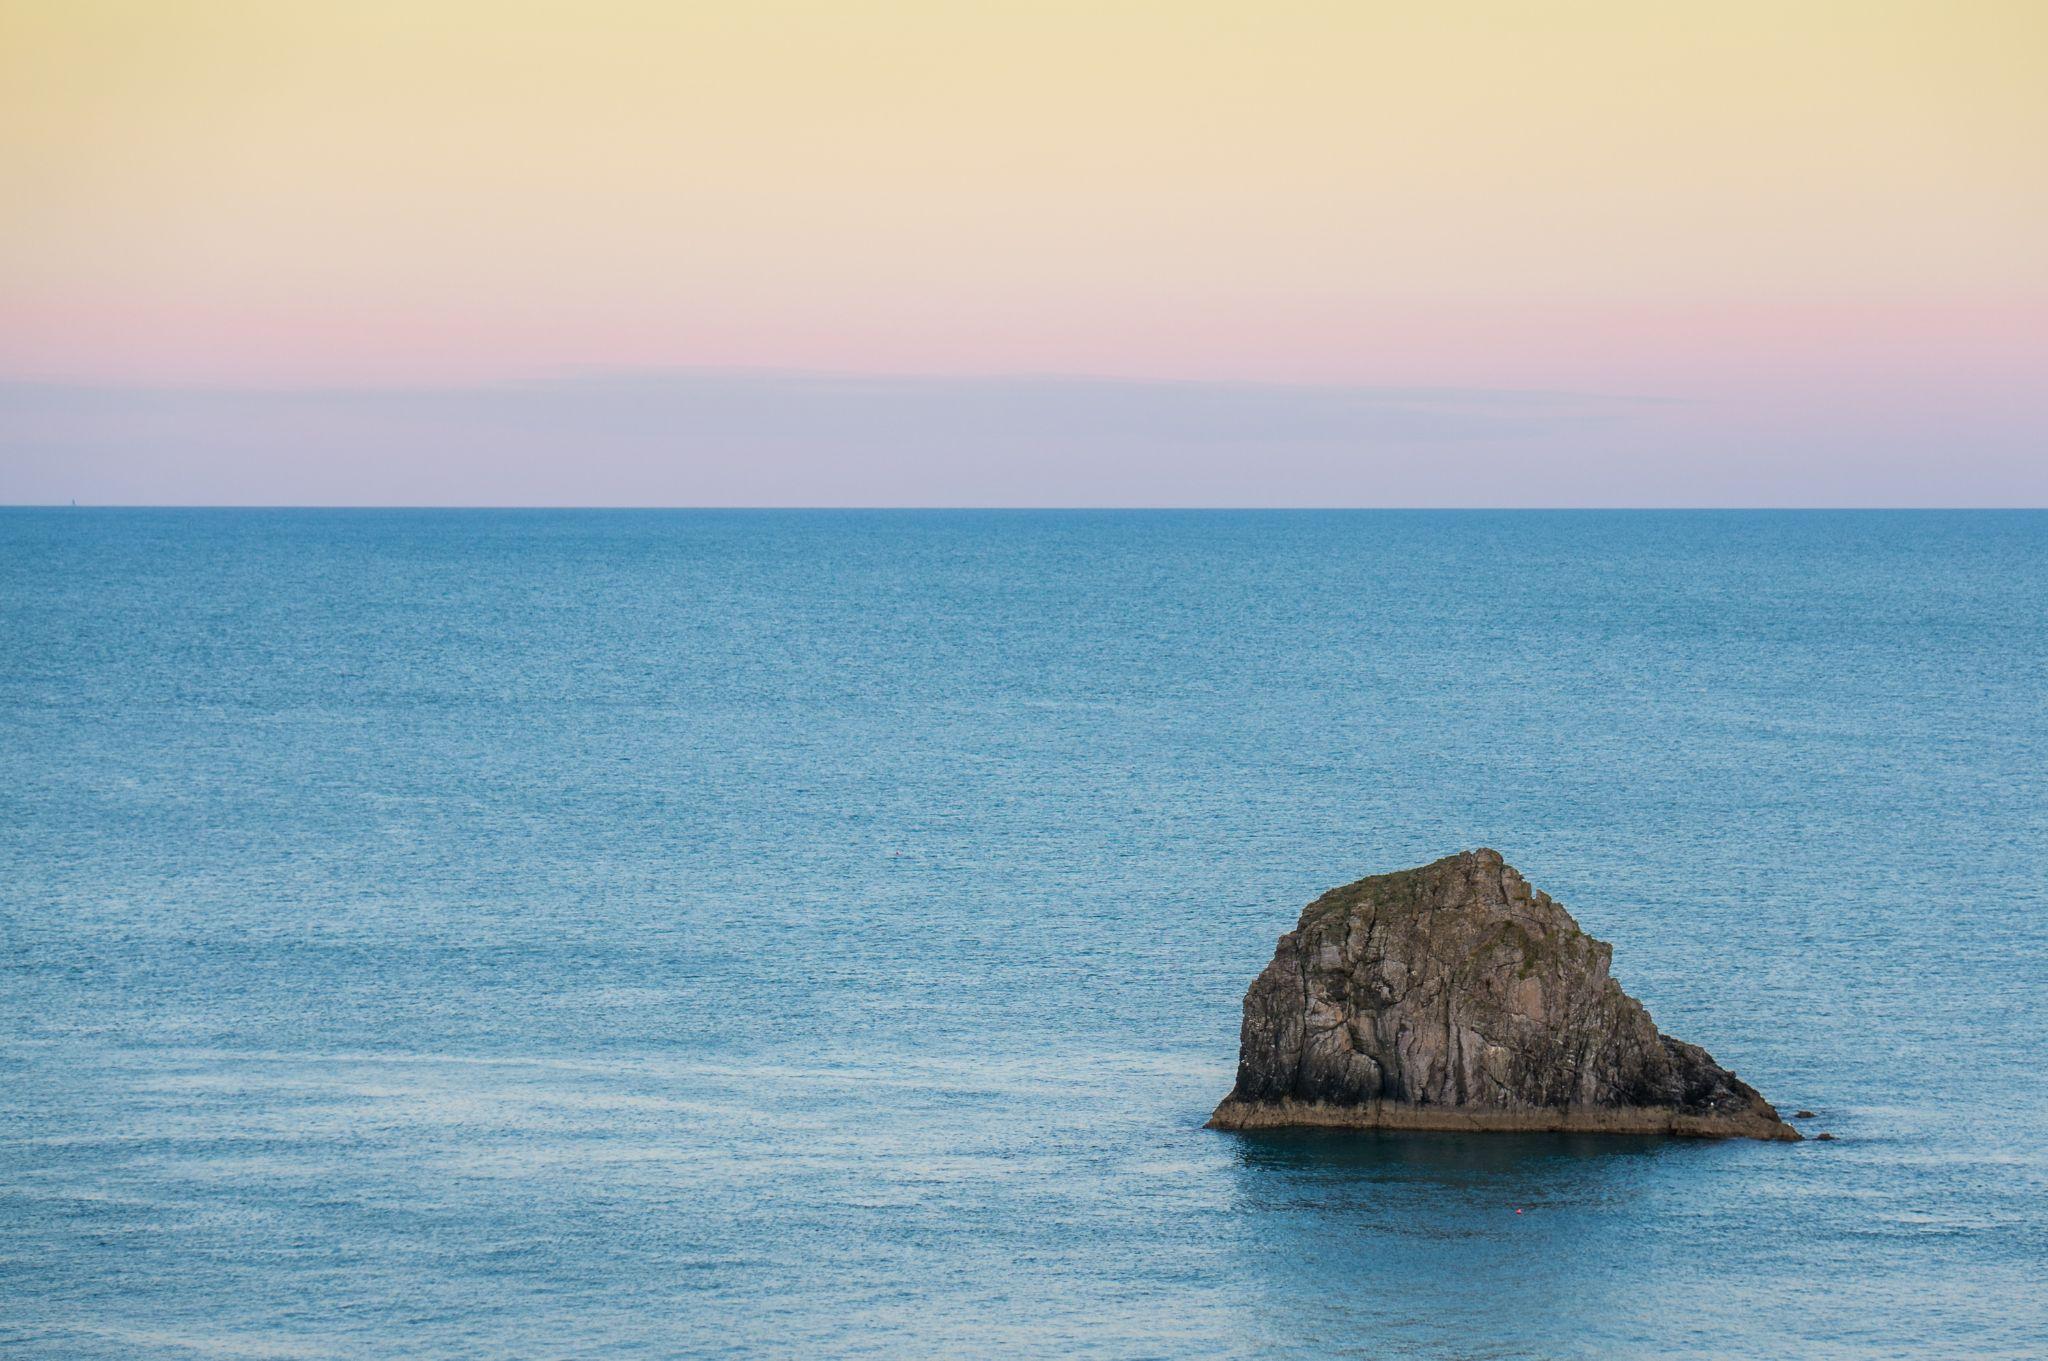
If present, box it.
[1208,1127,1720,1354]
[1212,1123,1724,1245]
[1222,1125,1674,1186]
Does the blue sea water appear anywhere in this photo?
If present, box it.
[2,508,2044,1359]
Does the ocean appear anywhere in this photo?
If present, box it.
[3,509,2043,1358]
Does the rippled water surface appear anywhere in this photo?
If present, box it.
[4,510,2044,1358]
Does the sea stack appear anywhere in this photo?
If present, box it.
[1208,850,1798,1141]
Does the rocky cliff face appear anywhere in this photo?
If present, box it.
[1209,850,1797,1140]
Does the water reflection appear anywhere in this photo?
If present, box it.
[1210,1129,1722,1354]
[1225,1126,1675,1180]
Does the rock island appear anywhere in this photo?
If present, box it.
[1208,849,1798,1141]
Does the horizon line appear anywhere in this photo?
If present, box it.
[7,504,2045,514]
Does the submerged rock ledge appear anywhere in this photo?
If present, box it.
[1208,850,1797,1142]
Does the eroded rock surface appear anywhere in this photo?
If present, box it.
[1208,850,1797,1141]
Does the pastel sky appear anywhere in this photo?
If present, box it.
[1,1,2044,503]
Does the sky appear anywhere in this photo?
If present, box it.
[1,0,2043,505]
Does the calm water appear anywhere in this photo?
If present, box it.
[3,509,2044,1359]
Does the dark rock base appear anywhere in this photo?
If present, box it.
[1207,1095,1800,1141]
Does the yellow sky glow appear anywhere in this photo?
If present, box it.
[2,0,2044,386]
